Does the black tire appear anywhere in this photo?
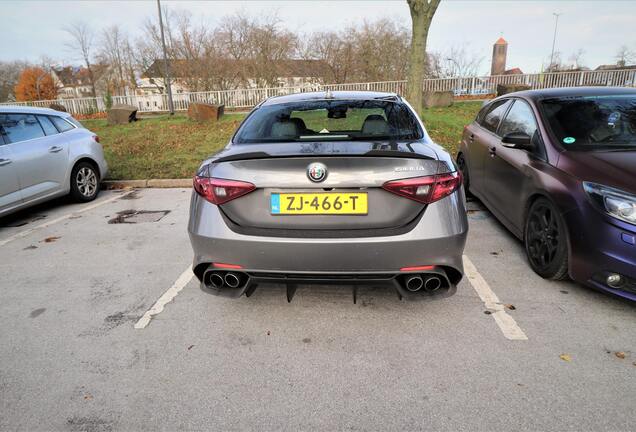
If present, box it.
[524,197,569,280]
[70,161,100,202]
[456,153,473,197]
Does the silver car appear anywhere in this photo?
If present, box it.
[0,106,108,217]
[188,91,468,301]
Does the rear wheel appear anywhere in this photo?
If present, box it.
[456,153,472,197]
[70,161,99,202]
[524,198,569,280]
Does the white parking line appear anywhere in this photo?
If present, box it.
[134,266,194,329]
[463,255,528,341]
[0,190,135,247]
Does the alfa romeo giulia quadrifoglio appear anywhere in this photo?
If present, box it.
[188,91,468,302]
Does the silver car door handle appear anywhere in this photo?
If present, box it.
[49,146,63,153]
[0,158,12,166]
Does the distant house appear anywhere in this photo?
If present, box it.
[595,63,636,71]
[138,58,331,94]
[51,65,111,99]
[503,67,523,75]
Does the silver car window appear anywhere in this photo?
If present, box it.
[0,113,45,144]
[50,116,75,133]
[37,115,60,136]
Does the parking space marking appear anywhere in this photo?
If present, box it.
[0,190,135,247]
[134,266,194,329]
[463,255,528,341]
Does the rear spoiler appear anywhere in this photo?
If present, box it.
[213,150,434,163]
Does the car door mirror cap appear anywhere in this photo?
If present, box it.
[501,132,533,150]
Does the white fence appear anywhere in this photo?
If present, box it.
[2,69,635,115]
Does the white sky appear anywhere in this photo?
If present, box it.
[2,0,636,74]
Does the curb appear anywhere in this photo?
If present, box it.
[103,179,192,189]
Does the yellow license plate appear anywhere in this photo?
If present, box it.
[271,193,368,215]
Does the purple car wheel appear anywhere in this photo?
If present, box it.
[524,198,569,280]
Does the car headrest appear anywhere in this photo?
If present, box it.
[361,114,389,135]
[290,117,308,132]
[270,120,299,138]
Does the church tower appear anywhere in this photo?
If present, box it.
[491,37,508,76]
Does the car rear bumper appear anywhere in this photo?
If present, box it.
[188,190,468,283]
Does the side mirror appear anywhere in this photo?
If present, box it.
[501,132,533,150]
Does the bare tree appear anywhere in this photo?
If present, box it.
[406,0,441,113]
[247,15,298,87]
[306,30,355,83]
[615,45,635,67]
[544,51,563,72]
[568,49,586,69]
[0,60,30,102]
[429,45,483,77]
[99,25,137,95]
[305,19,409,84]
[64,22,97,97]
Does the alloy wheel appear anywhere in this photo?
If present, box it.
[526,203,560,269]
[76,167,97,197]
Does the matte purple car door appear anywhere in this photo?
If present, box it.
[471,99,512,198]
[483,99,539,230]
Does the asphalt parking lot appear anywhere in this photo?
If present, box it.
[0,188,634,431]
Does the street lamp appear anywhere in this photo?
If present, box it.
[549,12,562,71]
[445,58,461,77]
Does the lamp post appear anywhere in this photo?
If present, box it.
[549,12,562,71]
[156,0,174,115]
[445,57,461,77]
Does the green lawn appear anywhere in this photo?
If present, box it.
[82,114,244,180]
[82,101,482,180]
[420,101,482,154]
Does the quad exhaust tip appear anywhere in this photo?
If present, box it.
[406,276,424,292]
[208,272,224,289]
[225,272,241,288]
[424,276,441,292]
[405,275,443,293]
[204,270,245,290]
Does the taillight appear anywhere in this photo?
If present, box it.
[382,172,462,204]
[193,176,256,205]
[93,135,100,143]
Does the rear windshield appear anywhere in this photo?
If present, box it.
[234,99,423,143]
[541,95,636,151]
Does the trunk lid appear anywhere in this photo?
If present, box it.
[207,141,442,231]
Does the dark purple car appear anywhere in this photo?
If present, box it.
[457,87,636,301]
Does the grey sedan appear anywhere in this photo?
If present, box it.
[0,106,108,217]
[188,91,468,301]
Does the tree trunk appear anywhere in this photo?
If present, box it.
[406,0,441,114]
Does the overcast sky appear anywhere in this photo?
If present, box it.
[2,0,635,74]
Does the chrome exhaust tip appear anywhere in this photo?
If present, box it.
[225,272,241,288]
[406,276,424,292]
[424,276,442,292]
[208,272,224,289]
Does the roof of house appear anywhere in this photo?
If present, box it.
[595,64,636,71]
[142,59,331,79]
[503,67,523,75]
[53,64,109,87]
